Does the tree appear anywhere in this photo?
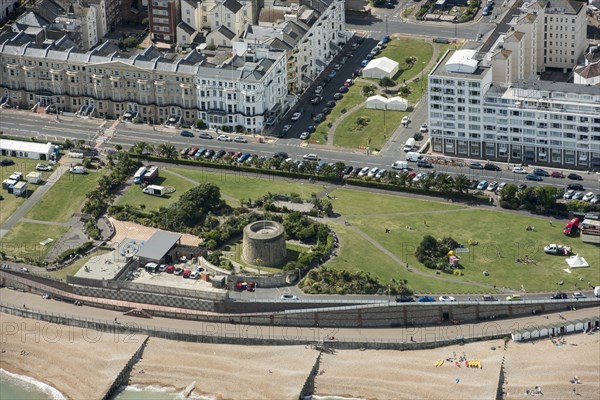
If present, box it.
[141,17,149,27]
[121,36,138,49]
[398,86,411,96]
[114,144,123,152]
[453,174,470,194]
[162,183,224,229]
[434,173,454,193]
[379,77,395,93]
[131,142,154,158]
[195,118,207,129]
[362,84,376,97]
[158,143,178,159]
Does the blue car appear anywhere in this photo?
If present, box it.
[237,152,251,163]
[328,71,337,78]
[180,130,194,137]
[361,59,369,67]
[526,173,543,181]
[418,296,436,302]
[307,125,316,133]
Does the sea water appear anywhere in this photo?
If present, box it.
[0,369,60,400]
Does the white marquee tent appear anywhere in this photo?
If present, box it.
[366,95,408,111]
[362,57,400,79]
[565,254,589,268]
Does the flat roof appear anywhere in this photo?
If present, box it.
[135,230,182,261]
[431,49,490,79]
[0,139,54,155]
[75,249,130,281]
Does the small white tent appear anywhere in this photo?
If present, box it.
[363,57,400,79]
[566,254,589,268]
[366,95,388,110]
[386,97,408,111]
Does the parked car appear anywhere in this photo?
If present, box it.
[217,134,232,141]
[550,292,567,300]
[477,180,489,190]
[512,166,527,174]
[198,132,213,139]
[591,195,600,204]
[310,96,323,105]
[358,167,370,177]
[550,171,564,178]
[517,183,527,190]
[487,181,499,191]
[174,267,184,275]
[204,150,215,159]
[182,269,191,278]
[506,294,522,301]
[497,182,507,192]
[375,169,387,179]
[328,71,337,79]
[563,189,576,199]
[281,125,292,137]
[333,93,344,100]
[338,86,349,93]
[314,85,323,95]
[314,113,325,123]
[234,136,247,143]
[326,100,336,108]
[572,292,586,299]
[582,192,595,202]
[413,132,424,141]
[360,59,370,67]
[213,150,226,159]
[36,163,52,171]
[571,191,585,200]
[417,160,433,169]
[0,159,15,166]
[482,295,498,301]
[420,123,429,132]
[568,173,583,180]
[469,180,479,189]
[395,295,415,303]
[566,183,584,191]
[344,79,353,87]
[281,294,299,300]
[165,265,175,273]
[418,296,436,302]
[438,295,456,302]
[180,130,194,137]
[291,111,302,121]
[484,163,501,171]
[367,167,380,177]
[190,271,199,279]
[300,132,310,140]
[526,173,543,181]
[469,162,484,170]
[533,168,549,176]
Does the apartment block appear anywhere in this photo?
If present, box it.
[0,31,287,132]
[428,49,600,170]
[148,0,180,44]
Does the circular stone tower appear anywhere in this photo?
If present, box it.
[242,220,287,267]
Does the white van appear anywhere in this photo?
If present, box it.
[405,152,424,162]
[68,152,84,159]
[69,165,85,174]
[391,161,408,170]
[403,138,416,152]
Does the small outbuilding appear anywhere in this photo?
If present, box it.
[12,181,27,196]
[26,171,42,184]
[136,230,182,264]
[362,57,400,79]
[366,95,388,110]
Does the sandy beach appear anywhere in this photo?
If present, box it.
[2,312,599,399]
[129,338,318,399]
[0,314,146,400]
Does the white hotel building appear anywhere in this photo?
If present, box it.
[428,49,600,170]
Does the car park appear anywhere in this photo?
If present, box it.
[198,132,213,139]
[512,166,527,174]
[566,183,584,191]
[395,295,415,302]
[477,180,489,190]
[582,192,595,202]
[550,171,564,178]
[438,295,456,302]
[217,134,232,141]
[339,86,349,93]
[234,136,247,143]
[526,173,543,181]
[484,163,501,171]
[36,163,52,171]
[358,167,370,177]
[291,111,302,121]
[487,181,499,191]
[180,130,194,137]
[469,162,484,169]
[533,168,549,176]
[568,173,583,180]
[418,296,436,302]
[281,294,299,300]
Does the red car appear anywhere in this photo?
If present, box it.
[165,265,175,274]
[247,281,256,292]
[343,79,353,87]
[188,147,199,156]
[550,171,564,178]
[183,269,191,278]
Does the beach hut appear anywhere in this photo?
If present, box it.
[366,95,388,110]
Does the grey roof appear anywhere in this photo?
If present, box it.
[16,11,51,29]
[182,0,199,8]
[223,0,242,13]
[431,49,490,79]
[178,21,196,36]
[136,231,181,261]
[575,61,600,80]
[540,0,584,14]
[216,25,235,40]
[511,78,600,96]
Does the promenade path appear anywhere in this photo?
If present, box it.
[2,287,598,344]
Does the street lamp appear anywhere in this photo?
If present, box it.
[420,61,425,94]
[385,15,389,37]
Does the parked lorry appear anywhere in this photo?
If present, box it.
[142,166,159,184]
[133,166,148,184]
[142,185,166,196]
[405,152,424,162]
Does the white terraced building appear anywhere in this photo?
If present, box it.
[428,49,600,170]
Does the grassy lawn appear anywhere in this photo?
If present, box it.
[221,239,308,273]
[311,81,371,145]
[0,222,68,261]
[331,188,465,215]
[345,209,600,293]
[0,156,51,224]
[169,167,318,203]
[115,170,196,212]
[324,221,487,294]
[377,38,434,83]
[25,169,99,222]
[39,249,110,281]
[333,106,408,150]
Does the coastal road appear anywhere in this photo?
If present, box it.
[1,111,599,194]
[2,288,599,342]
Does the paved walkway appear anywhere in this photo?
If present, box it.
[19,218,71,226]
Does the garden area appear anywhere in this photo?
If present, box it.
[0,222,68,262]
[375,38,434,84]
[332,106,408,149]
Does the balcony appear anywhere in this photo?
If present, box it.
[110,76,121,82]
[92,73,105,79]
[66,70,79,76]
[22,65,35,71]
[50,69,63,75]
[6,63,19,70]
